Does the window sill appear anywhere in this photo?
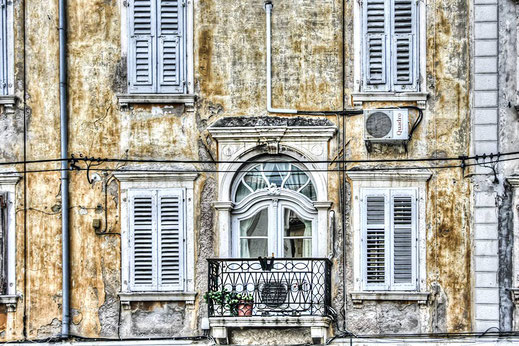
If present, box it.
[508,288,519,305]
[116,94,196,111]
[0,95,17,115]
[350,291,430,307]
[119,291,197,310]
[351,92,429,109]
[0,294,20,312]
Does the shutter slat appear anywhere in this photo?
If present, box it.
[364,0,388,90]
[393,196,413,284]
[129,0,156,92]
[158,192,184,290]
[366,196,386,285]
[130,194,155,289]
[391,0,416,90]
[157,0,184,92]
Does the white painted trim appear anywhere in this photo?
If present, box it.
[120,0,194,94]
[353,0,427,97]
[208,316,331,328]
[208,126,336,141]
[347,170,432,182]
[117,172,195,295]
[116,94,196,109]
[114,170,198,182]
[350,291,430,305]
[119,291,197,304]
[351,92,429,108]
[0,173,20,298]
[348,172,427,294]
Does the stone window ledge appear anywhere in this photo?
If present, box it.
[119,291,197,309]
[209,316,331,344]
[508,288,519,304]
[0,294,20,312]
[116,94,196,111]
[0,95,17,115]
[351,92,429,109]
[351,291,430,307]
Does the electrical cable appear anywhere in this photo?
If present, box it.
[2,154,519,176]
[3,148,519,166]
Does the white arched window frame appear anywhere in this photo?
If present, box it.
[230,160,319,258]
[208,124,336,259]
[231,189,319,258]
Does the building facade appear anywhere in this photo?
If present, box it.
[0,0,516,344]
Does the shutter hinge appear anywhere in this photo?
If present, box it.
[182,0,186,7]
[123,1,129,7]
[0,0,5,8]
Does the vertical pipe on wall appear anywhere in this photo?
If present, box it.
[58,0,70,338]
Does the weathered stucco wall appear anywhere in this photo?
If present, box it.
[0,0,474,342]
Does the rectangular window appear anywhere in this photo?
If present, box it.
[362,0,418,92]
[128,188,185,292]
[128,0,186,94]
[362,188,417,291]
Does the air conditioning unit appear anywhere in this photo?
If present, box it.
[364,109,409,143]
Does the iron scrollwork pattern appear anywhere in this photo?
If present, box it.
[207,258,332,317]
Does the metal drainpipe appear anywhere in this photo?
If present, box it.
[264,1,297,114]
[59,0,70,338]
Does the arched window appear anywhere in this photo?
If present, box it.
[231,160,318,258]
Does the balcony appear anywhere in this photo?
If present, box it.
[206,258,332,344]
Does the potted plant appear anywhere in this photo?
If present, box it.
[204,290,254,317]
[204,289,229,315]
[234,293,254,317]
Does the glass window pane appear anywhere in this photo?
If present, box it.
[241,238,268,258]
[299,183,317,201]
[263,163,288,187]
[283,239,312,258]
[283,209,312,237]
[240,208,268,237]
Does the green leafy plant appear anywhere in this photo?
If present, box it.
[204,290,254,316]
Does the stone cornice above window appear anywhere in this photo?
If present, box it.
[113,170,198,183]
[351,92,429,109]
[208,116,337,142]
[347,170,432,182]
[208,126,337,142]
[116,94,196,111]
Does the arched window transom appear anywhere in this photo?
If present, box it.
[235,163,317,203]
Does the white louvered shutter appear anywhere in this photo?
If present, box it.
[129,190,157,291]
[391,0,418,91]
[157,189,184,291]
[363,0,390,91]
[157,0,185,93]
[363,191,389,290]
[0,0,8,95]
[129,0,156,93]
[391,191,416,290]
[0,194,6,293]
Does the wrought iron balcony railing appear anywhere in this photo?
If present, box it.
[207,258,332,317]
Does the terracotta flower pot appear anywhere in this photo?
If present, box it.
[237,302,253,316]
